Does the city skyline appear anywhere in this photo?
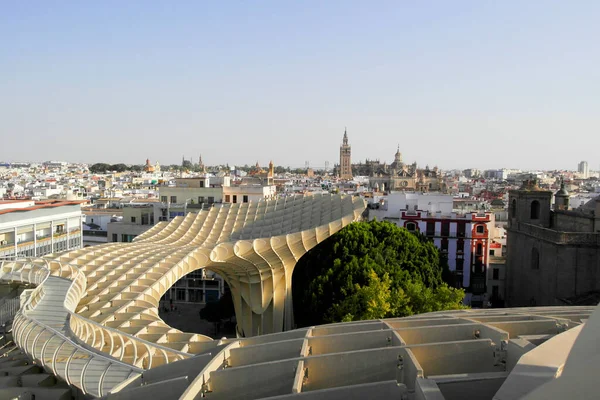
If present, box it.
[2,1,599,170]
[1,153,598,174]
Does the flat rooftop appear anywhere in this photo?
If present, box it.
[0,200,86,216]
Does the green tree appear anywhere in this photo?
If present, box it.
[292,220,465,326]
[199,301,221,334]
[110,163,128,172]
[89,163,111,173]
[199,290,235,334]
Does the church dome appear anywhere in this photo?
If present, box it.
[555,178,569,196]
[555,186,569,196]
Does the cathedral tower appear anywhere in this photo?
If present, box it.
[339,128,352,179]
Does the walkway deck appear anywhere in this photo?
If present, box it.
[8,275,142,397]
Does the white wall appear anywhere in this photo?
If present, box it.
[83,213,113,231]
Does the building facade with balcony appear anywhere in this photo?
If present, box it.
[162,269,224,305]
[0,199,84,259]
[157,177,226,221]
[369,192,495,306]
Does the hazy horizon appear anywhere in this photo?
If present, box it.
[2,1,598,171]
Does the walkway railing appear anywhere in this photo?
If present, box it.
[0,297,20,326]
[0,259,191,363]
[0,258,192,395]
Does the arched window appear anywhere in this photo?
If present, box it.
[530,200,540,220]
[511,200,517,219]
[531,248,540,269]
[406,222,417,232]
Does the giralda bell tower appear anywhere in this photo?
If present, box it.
[339,128,352,179]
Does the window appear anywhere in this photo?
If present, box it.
[530,200,540,220]
[441,222,450,236]
[476,243,483,256]
[511,199,517,218]
[112,233,118,242]
[199,180,205,188]
[198,196,204,203]
[406,222,417,232]
[456,258,464,271]
[208,197,214,204]
[161,196,167,203]
[188,289,203,302]
[476,225,484,234]
[426,221,435,236]
[493,268,499,280]
[131,216,136,223]
[441,239,449,253]
[170,196,177,203]
[91,218,94,224]
[233,195,237,204]
[225,195,231,203]
[490,249,495,256]
[243,195,249,203]
[457,223,466,238]
[492,285,499,299]
[531,248,540,270]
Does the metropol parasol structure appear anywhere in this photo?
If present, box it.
[1,193,598,399]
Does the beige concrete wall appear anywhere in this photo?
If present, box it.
[159,187,223,203]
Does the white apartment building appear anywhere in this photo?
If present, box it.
[0,200,84,259]
[82,210,118,246]
[223,183,277,204]
[107,204,155,243]
[369,192,495,307]
[157,177,225,221]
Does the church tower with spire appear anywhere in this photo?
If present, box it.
[339,128,352,179]
[198,154,205,173]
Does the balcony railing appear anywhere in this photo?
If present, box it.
[0,242,15,251]
[0,230,83,253]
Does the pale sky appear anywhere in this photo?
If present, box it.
[1,1,598,171]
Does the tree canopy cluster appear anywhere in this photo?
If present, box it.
[199,288,236,334]
[88,163,143,173]
[292,220,465,326]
